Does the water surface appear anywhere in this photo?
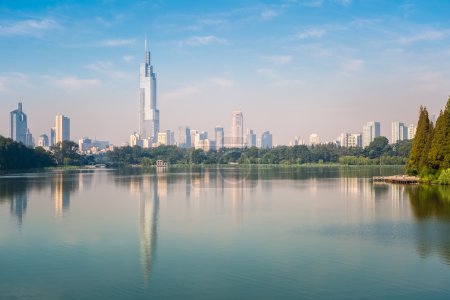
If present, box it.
[1,166,450,299]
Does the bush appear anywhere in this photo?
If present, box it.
[438,169,450,185]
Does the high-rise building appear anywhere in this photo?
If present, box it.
[176,126,191,148]
[391,122,408,144]
[50,127,56,146]
[130,132,143,147]
[55,114,70,144]
[407,124,416,140]
[157,130,174,146]
[38,134,49,148]
[139,39,159,142]
[338,133,362,148]
[309,133,320,146]
[25,129,34,148]
[214,126,224,149]
[10,102,28,145]
[261,131,273,149]
[362,121,380,147]
[245,129,257,147]
[231,110,243,148]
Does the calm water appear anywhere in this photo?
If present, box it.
[1,166,450,299]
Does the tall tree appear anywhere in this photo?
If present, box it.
[428,97,450,170]
[406,106,434,174]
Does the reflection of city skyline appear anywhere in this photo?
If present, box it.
[52,173,71,218]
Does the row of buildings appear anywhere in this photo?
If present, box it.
[10,102,70,148]
[290,121,417,148]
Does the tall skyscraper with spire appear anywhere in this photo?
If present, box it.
[10,102,29,146]
[139,39,159,141]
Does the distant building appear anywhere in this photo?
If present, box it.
[261,131,273,149]
[195,139,216,152]
[176,126,191,148]
[309,133,320,146]
[79,137,110,153]
[362,121,380,147]
[407,124,416,140]
[194,131,208,149]
[245,129,257,147]
[215,126,224,149]
[391,122,408,144]
[139,39,159,141]
[130,132,143,147]
[230,110,244,148]
[25,129,34,148]
[38,134,49,148]
[157,130,174,146]
[50,127,56,146]
[55,114,70,144]
[10,102,29,146]
[338,133,362,148]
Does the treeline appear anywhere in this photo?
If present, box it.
[0,136,55,170]
[407,97,450,183]
[106,137,412,167]
[0,137,93,170]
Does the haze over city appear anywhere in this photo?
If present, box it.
[1,0,450,145]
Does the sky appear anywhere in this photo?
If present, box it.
[1,0,450,145]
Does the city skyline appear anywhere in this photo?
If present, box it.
[1,1,450,144]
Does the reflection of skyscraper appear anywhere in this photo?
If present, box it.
[52,173,71,218]
[139,175,160,281]
[10,192,27,226]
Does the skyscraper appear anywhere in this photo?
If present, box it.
[391,122,408,144]
[362,121,380,147]
[407,124,416,140]
[176,126,191,148]
[55,114,70,144]
[140,39,159,142]
[231,110,243,148]
[261,131,273,149]
[214,126,224,149]
[245,129,257,147]
[10,102,28,145]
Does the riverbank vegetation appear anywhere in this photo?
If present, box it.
[105,137,411,167]
[406,97,450,184]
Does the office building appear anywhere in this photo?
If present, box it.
[245,129,257,147]
[407,124,416,140]
[55,114,70,144]
[391,122,408,144]
[10,102,29,146]
[362,121,380,147]
[338,133,362,148]
[38,134,49,148]
[261,131,273,149]
[309,133,320,146]
[176,126,191,148]
[231,110,244,148]
[139,39,159,141]
[214,126,224,149]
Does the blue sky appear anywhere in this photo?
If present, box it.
[1,0,450,145]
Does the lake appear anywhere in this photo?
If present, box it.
[1,166,450,299]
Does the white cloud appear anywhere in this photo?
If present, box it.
[97,38,136,47]
[0,18,59,36]
[341,59,364,73]
[262,55,293,65]
[0,73,29,92]
[257,68,303,87]
[260,9,278,21]
[48,76,101,90]
[209,77,234,87]
[182,35,227,46]
[162,85,202,99]
[398,30,448,45]
[296,28,325,40]
[85,61,129,79]
[123,55,135,62]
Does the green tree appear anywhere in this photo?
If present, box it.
[365,136,391,159]
[51,141,82,165]
[428,97,450,170]
[407,106,434,174]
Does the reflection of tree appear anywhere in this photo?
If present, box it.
[407,185,450,265]
[407,185,450,220]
